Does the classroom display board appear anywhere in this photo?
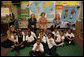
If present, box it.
[21,1,29,20]
[1,8,10,17]
[61,6,78,22]
[30,1,55,20]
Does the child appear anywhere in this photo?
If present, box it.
[39,29,46,37]
[52,28,59,38]
[17,28,25,36]
[65,29,75,45]
[54,30,65,46]
[46,33,59,56]
[29,38,45,56]
[27,28,37,39]
[25,29,35,47]
[11,31,24,56]
[38,31,47,49]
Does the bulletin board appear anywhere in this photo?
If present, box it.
[21,1,29,20]
[30,1,55,21]
[1,8,10,16]
[61,6,78,22]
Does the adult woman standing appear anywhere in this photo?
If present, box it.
[1,25,16,48]
[39,12,47,33]
[28,14,37,33]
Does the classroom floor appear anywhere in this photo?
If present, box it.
[1,29,83,56]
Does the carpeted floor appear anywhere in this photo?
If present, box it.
[6,42,83,56]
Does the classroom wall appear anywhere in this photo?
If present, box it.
[80,1,83,18]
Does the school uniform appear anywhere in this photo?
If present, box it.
[46,37,59,56]
[52,31,59,36]
[30,43,45,56]
[26,35,35,46]
[65,32,75,44]
[52,31,59,38]
[11,35,25,52]
[31,31,37,39]
[38,35,47,49]
[55,35,65,46]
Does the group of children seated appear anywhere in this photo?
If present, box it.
[10,27,75,56]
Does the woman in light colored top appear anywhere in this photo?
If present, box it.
[39,12,47,33]
[1,25,16,48]
[53,14,61,28]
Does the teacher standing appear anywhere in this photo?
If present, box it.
[28,14,37,33]
[39,12,47,33]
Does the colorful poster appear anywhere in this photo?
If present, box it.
[30,1,55,14]
[1,8,10,16]
[47,14,54,19]
[21,1,29,19]
[61,6,78,22]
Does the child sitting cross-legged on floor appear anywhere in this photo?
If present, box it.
[54,30,65,47]
[65,29,75,45]
[11,31,24,56]
[25,28,36,47]
[46,33,59,56]
[29,38,45,56]
[38,31,47,50]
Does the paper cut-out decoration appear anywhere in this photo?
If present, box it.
[17,9,20,15]
[65,9,68,13]
[21,16,25,20]
[70,15,73,19]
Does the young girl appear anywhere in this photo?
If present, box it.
[65,29,75,45]
[38,31,47,49]
[29,38,45,56]
[46,33,59,56]
[52,28,59,38]
[26,29,35,47]
[54,30,65,46]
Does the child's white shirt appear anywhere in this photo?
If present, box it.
[31,31,37,38]
[65,32,75,38]
[52,31,59,36]
[46,37,56,49]
[38,36,46,43]
[26,35,35,42]
[32,43,44,52]
[55,35,65,42]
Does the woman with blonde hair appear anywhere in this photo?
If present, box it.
[50,13,61,31]
[1,25,16,48]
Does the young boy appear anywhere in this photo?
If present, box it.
[27,28,37,39]
[52,28,59,38]
[65,29,75,45]
[11,31,24,56]
[25,29,35,47]
[54,30,65,46]
[29,38,45,56]
[46,33,59,56]
[17,28,25,36]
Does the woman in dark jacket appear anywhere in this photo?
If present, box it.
[28,14,37,34]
